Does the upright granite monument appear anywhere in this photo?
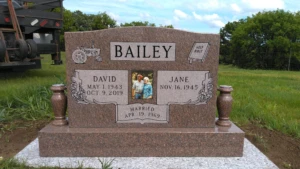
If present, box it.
[39,27,244,157]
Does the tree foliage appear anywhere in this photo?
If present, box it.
[91,12,117,30]
[220,10,300,70]
[120,21,156,27]
[120,21,174,28]
[220,19,245,64]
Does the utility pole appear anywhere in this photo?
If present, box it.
[288,47,291,71]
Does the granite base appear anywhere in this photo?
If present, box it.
[15,139,278,169]
[39,121,244,157]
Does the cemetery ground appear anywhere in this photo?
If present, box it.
[0,53,299,169]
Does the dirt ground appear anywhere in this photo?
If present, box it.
[0,121,300,169]
[241,124,300,169]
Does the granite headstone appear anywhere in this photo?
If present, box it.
[39,27,244,157]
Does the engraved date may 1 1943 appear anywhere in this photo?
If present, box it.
[86,84,124,96]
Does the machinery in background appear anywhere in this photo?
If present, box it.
[0,0,63,71]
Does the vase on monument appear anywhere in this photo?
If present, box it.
[216,85,233,127]
[50,84,68,126]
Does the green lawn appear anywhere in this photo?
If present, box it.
[0,54,66,121]
[219,65,300,137]
[0,54,66,100]
[0,54,299,137]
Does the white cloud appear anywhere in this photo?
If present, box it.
[145,1,163,9]
[193,12,220,21]
[193,12,225,28]
[211,20,225,27]
[231,3,242,13]
[192,12,201,20]
[242,0,284,10]
[174,9,189,19]
[140,12,150,18]
[164,19,173,25]
[196,0,226,10]
[64,0,298,33]
[108,12,120,20]
[204,14,220,20]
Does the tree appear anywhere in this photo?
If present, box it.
[160,24,174,28]
[227,10,300,70]
[91,12,117,30]
[120,21,156,27]
[59,8,76,50]
[62,9,76,32]
[120,21,174,28]
[59,10,116,50]
[219,19,245,64]
[72,10,93,31]
[60,9,174,51]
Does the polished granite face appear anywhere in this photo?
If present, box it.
[64,27,220,128]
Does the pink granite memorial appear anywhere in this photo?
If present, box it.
[38,27,244,157]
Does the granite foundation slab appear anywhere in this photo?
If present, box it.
[39,121,244,157]
[15,138,278,169]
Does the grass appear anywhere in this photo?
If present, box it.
[0,55,299,138]
[0,158,58,169]
[0,54,300,168]
[98,158,114,169]
[250,133,269,152]
[0,53,66,123]
[0,158,103,169]
[218,65,300,138]
[0,156,114,169]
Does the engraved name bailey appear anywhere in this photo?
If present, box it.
[110,42,176,61]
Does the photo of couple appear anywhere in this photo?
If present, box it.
[132,71,153,99]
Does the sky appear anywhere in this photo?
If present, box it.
[64,0,300,33]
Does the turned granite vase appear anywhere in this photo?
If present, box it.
[50,84,68,126]
[216,85,233,127]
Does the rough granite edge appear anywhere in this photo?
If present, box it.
[64,26,220,36]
